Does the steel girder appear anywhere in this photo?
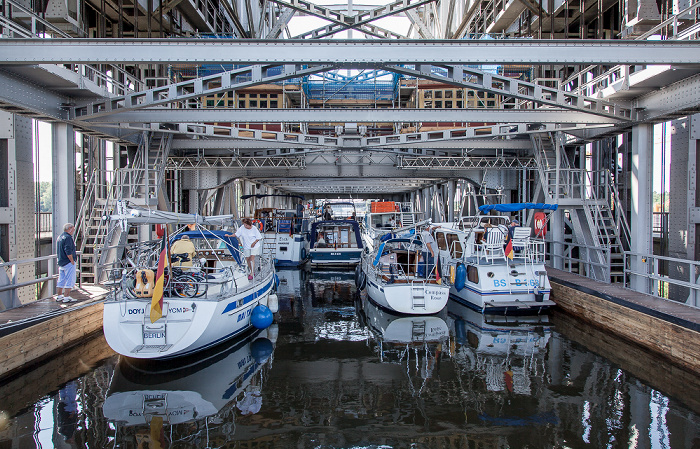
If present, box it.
[114,121,556,149]
[70,64,336,120]
[2,39,700,65]
[84,108,622,124]
[634,72,700,122]
[387,64,632,120]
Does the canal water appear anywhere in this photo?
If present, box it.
[1,268,699,448]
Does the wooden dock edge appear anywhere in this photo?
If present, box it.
[550,279,700,374]
[0,300,105,381]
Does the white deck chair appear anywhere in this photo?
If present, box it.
[510,226,531,259]
[483,229,505,262]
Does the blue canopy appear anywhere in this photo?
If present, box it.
[170,229,242,264]
[479,203,558,214]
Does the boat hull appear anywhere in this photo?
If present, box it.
[364,276,449,315]
[450,261,554,314]
[264,233,308,267]
[309,248,363,267]
[103,273,275,359]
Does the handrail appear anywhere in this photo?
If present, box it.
[0,252,82,294]
[624,251,700,308]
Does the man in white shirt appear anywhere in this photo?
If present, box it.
[227,218,262,280]
[420,225,440,276]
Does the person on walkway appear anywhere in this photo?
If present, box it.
[56,223,77,303]
[227,218,262,280]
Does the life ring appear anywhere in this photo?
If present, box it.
[252,219,263,232]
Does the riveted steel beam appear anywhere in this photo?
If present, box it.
[85,108,622,124]
[71,63,335,120]
[2,39,700,65]
[386,64,633,120]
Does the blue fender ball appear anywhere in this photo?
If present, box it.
[251,337,274,362]
[251,304,273,329]
[455,263,467,292]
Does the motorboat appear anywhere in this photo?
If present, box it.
[433,203,557,314]
[102,205,277,359]
[241,194,310,267]
[362,201,425,250]
[308,202,364,267]
[103,327,276,440]
[358,234,449,315]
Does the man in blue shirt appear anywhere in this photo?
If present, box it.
[56,223,77,303]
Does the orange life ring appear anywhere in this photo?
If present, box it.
[252,219,263,232]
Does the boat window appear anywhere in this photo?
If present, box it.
[467,265,479,284]
[447,234,463,258]
[436,232,447,250]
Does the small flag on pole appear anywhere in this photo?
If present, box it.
[150,228,168,323]
[505,238,514,260]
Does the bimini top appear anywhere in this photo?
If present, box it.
[170,229,242,264]
[309,219,363,249]
[479,203,558,214]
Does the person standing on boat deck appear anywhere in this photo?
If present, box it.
[323,206,333,221]
[507,219,523,250]
[227,218,262,280]
[420,225,440,276]
[56,222,77,303]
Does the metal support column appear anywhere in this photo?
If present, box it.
[447,180,455,222]
[51,123,76,246]
[630,124,654,293]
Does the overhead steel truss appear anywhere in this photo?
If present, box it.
[2,39,699,65]
[168,154,306,169]
[386,64,632,120]
[274,0,433,39]
[68,62,631,122]
[70,63,336,120]
[85,108,622,124]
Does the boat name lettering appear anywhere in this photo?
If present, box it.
[144,332,165,338]
[330,252,341,256]
[168,307,191,314]
[128,308,145,315]
[236,308,253,322]
[493,279,507,287]
[128,409,191,417]
[144,394,165,400]
[237,355,252,369]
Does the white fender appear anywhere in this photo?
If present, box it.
[267,293,279,313]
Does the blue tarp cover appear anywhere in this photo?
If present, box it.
[479,203,558,214]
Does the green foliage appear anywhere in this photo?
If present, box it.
[38,181,52,212]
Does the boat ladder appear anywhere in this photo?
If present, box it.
[411,283,426,309]
[411,320,426,342]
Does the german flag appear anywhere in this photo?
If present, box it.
[150,228,169,323]
[505,238,514,260]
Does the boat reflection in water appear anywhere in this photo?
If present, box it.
[103,326,277,447]
[447,300,556,425]
[358,292,449,394]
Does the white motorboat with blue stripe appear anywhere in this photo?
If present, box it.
[434,203,557,314]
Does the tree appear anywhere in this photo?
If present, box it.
[38,182,52,212]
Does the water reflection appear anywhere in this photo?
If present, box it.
[357,293,449,396]
[104,327,276,447]
[1,269,699,448]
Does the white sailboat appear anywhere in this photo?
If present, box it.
[359,234,449,315]
[102,205,277,359]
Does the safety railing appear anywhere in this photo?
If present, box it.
[0,252,82,297]
[624,252,700,308]
[547,240,611,282]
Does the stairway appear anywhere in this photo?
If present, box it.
[533,131,627,283]
[411,284,426,309]
[74,131,172,284]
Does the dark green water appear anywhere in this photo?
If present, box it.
[1,269,698,448]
